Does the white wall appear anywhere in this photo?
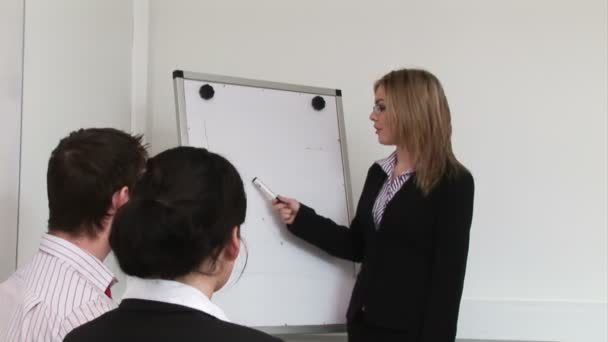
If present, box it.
[144,0,607,341]
[0,0,24,280]
[17,0,134,293]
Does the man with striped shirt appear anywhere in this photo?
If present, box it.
[0,128,147,342]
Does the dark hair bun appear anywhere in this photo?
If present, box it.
[110,146,246,279]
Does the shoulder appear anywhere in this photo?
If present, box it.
[436,166,474,194]
[65,306,283,342]
[424,166,475,209]
[60,298,115,338]
[69,291,115,316]
[212,319,284,341]
[169,313,284,341]
[366,163,384,177]
[361,163,386,187]
[62,309,117,341]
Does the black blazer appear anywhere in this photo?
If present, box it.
[63,299,283,342]
[288,164,474,341]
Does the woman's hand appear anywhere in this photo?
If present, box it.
[272,196,301,225]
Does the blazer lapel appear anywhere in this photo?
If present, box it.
[363,165,388,231]
[377,174,418,231]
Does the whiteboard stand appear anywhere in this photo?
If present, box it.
[173,70,356,334]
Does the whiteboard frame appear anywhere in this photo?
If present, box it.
[173,70,355,223]
[172,70,355,334]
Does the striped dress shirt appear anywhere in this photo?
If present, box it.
[372,151,414,229]
[0,234,116,342]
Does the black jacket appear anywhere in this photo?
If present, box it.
[288,164,474,341]
[63,299,283,342]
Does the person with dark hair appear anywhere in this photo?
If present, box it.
[64,146,282,342]
[0,128,148,342]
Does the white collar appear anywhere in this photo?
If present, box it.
[122,276,230,322]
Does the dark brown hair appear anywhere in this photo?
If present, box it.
[47,128,147,236]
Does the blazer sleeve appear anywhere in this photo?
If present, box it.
[420,171,475,342]
[285,166,378,263]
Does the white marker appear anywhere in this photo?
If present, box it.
[252,177,278,201]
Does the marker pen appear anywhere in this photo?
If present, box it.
[252,177,279,201]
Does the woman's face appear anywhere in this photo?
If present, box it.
[369,85,396,146]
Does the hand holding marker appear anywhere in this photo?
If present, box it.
[252,177,300,225]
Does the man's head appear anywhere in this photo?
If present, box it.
[47,128,148,238]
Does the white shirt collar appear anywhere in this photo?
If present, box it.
[122,276,230,322]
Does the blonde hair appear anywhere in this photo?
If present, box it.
[375,69,464,194]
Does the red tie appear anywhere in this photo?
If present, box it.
[104,287,112,299]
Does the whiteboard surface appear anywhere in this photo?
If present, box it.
[177,75,356,328]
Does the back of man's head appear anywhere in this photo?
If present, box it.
[47,128,148,237]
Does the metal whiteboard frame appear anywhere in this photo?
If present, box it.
[172,70,355,335]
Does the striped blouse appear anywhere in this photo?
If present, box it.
[372,151,414,229]
[0,234,116,342]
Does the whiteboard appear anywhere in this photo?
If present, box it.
[173,70,356,333]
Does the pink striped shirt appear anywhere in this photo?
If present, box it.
[0,234,116,342]
[372,151,414,229]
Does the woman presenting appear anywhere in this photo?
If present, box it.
[273,68,475,342]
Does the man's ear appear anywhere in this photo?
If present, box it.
[223,226,241,262]
[110,186,130,213]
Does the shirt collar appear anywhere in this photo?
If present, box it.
[375,151,414,178]
[122,276,230,322]
[39,234,116,293]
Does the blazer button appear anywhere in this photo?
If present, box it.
[361,305,366,312]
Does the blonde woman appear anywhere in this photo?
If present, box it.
[273,69,475,341]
